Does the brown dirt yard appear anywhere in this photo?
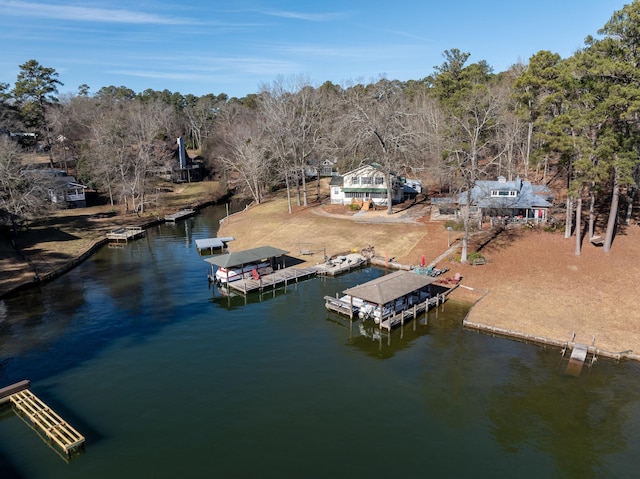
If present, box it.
[2,181,639,361]
[218,194,640,361]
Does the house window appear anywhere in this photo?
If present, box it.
[361,177,373,185]
[491,190,517,197]
[375,177,384,185]
[350,176,358,185]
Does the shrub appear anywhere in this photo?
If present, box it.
[444,220,464,231]
[467,251,484,262]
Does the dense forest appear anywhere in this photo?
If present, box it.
[2,1,640,257]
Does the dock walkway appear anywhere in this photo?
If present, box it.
[9,388,85,458]
[378,292,451,330]
[165,209,196,222]
[226,266,318,294]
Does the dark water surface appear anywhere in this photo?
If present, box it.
[0,204,638,479]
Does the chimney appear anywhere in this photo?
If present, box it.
[177,137,187,169]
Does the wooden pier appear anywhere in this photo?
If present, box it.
[226,266,318,294]
[1,382,85,459]
[378,293,449,331]
[106,226,145,243]
[165,208,196,222]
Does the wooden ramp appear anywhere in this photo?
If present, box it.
[9,389,85,458]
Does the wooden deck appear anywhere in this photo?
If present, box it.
[324,295,358,317]
[315,253,368,276]
[226,266,318,294]
[378,293,448,331]
[165,209,196,222]
[9,389,85,458]
[106,226,145,243]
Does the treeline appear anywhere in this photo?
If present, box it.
[2,2,640,256]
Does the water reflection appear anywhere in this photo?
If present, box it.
[488,352,640,479]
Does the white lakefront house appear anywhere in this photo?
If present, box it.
[330,164,421,206]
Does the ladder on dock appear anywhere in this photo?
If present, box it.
[561,333,597,376]
[9,389,85,458]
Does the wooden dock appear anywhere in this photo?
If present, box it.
[324,291,450,330]
[195,236,235,255]
[226,266,318,294]
[165,208,196,222]
[8,388,85,459]
[315,253,368,276]
[106,226,145,243]
[378,293,448,331]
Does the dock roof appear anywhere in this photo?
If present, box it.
[195,237,235,251]
[343,270,436,305]
[204,246,289,268]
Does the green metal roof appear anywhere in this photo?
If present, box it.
[342,187,388,193]
[204,246,289,268]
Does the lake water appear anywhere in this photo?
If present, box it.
[0,204,638,479]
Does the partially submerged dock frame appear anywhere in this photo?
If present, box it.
[0,380,85,460]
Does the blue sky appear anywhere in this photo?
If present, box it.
[0,0,630,98]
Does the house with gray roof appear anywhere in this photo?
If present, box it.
[458,176,553,223]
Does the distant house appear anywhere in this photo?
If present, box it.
[172,137,203,182]
[447,176,553,223]
[46,170,87,208]
[305,158,339,178]
[330,163,421,206]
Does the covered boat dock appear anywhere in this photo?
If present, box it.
[205,246,298,294]
[195,236,235,255]
[325,270,454,330]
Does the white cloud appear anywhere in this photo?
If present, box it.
[0,0,197,25]
[256,8,345,22]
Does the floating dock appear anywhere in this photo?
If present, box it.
[315,253,368,276]
[106,226,145,243]
[165,208,196,222]
[1,381,85,460]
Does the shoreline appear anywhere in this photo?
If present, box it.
[217,199,640,363]
[0,194,231,299]
[3,193,639,364]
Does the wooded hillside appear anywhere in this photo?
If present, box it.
[2,2,640,256]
